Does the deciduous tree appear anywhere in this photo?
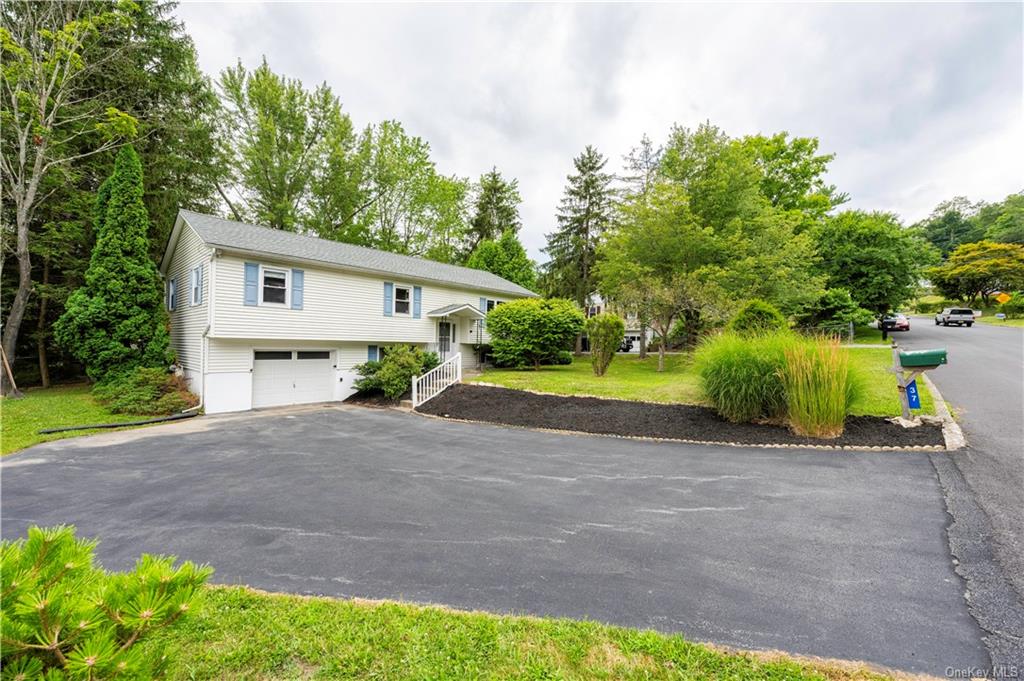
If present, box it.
[466,229,537,290]
[929,240,1024,305]
[813,210,937,315]
[1,0,138,392]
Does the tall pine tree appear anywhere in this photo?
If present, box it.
[54,146,171,381]
[543,145,615,309]
[466,168,522,254]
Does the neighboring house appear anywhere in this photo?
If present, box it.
[586,294,651,353]
[160,210,536,413]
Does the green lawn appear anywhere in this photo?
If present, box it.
[851,325,886,344]
[471,352,934,417]
[974,312,1024,327]
[138,585,893,680]
[0,384,147,455]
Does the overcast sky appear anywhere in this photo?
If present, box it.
[175,1,1023,259]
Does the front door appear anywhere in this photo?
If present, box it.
[438,321,454,358]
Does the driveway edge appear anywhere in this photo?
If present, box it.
[922,374,967,450]
[928,452,1024,675]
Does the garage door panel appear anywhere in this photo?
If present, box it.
[253,350,334,409]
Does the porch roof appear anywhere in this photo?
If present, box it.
[426,303,485,319]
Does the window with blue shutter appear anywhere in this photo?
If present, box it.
[383,282,393,317]
[244,262,259,306]
[413,286,422,319]
[291,269,304,309]
[367,345,379,361]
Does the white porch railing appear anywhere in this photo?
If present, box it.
[412,353,462,408]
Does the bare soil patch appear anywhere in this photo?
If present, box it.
[417,384,944,448]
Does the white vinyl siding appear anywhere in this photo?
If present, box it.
[166,224,212,372]
[207,339,387,374]
[212,255,506,343]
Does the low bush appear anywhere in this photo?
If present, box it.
[911,298,958,314]
[0,525,211,678]
[727,300,787,336]
[585,313,625,376]
[354,345,440,400]
[548,350,573,365]
[694,332,793,423]
[486,298,585,369]
[998,295,1024,318]
[92,366,198,415]
[780,339,859,438]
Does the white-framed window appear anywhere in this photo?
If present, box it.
[260,267,289,306]
[393,285,411,315]
[167,278,177,311]
[190,265,203,306]
[485,299,502,312]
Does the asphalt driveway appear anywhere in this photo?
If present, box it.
[2,405,987,675]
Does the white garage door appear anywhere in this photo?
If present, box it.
[252,350,334,409]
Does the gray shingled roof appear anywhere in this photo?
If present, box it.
[178,210,537,298]
[426,303,484,318]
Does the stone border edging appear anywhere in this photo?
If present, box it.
[921,374,966,450]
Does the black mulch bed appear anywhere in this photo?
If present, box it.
[416,384,945,448]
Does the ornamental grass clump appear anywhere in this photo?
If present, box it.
[779,339,859,439]
[1,525,211,679]
[694,331,795,423]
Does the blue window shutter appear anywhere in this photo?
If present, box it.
[244,262,259,306]
[368,345,378,361]
[291,269,304,310]
[168,279,176,311]
[480,297,487,326]
[383,282,393,317]
[196,266,203,304]
[413,286,422,319]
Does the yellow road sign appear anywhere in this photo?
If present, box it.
[996,292,1012,304]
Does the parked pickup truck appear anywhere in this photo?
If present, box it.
[934,308,976,327]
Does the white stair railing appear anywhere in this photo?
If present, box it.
[412,353,462,408]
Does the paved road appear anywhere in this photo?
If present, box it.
[900,320,1024,599]
[2,406,986,675]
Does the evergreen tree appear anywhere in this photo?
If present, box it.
[466,230,537,290]
[54,146,171,381]
[543,145,615,309]
[466,168,522,253]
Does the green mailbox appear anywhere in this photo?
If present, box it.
[898,348,947,368]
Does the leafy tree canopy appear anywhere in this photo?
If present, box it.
[466,230,537,291]
[929,240,1024,305]
[813,210,938,315]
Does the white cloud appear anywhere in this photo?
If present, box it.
[175,1,1023,258]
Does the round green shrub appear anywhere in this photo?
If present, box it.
[727,300,787,336]
[92,366,198,415]
[585,312,626,376]
[486,298,585,369]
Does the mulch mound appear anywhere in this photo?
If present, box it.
[416,384,945,449]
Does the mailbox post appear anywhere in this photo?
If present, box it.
[890,343,947,420]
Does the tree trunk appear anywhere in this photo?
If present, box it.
[658,339,666,372]
[1,217,33,396]
[638,314,648,360]
[36,258,51,388]
[574,332,583,356]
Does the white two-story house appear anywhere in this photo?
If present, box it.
[160,210,536,413]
